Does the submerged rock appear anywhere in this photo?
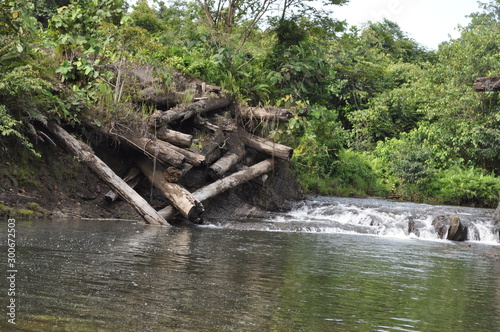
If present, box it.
[432,214,468,241]
[432,215,449,239]
[446,214,468,241]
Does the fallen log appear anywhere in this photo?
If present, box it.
[240,106,296,123]
[45,121,168,226]
[158,159,274,220]
[208,152,242,179]
[151,126,193,148]
[159,139,205,167]
[149,95,233,127]
[473,76,500,92]
[242,132,293,160]
[105,167,142,203]
[135,155,204,222]
[207,131,245,179]
[129,137,186,168]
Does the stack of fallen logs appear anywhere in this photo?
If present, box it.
[44,81,296,226]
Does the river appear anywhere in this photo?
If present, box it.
[1,196,499,331]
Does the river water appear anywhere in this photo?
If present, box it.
[1,197,500,331]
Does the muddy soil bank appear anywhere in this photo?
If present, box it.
[0,135,303,223]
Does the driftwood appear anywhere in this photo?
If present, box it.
[158,159,274,220]
[159,139,205,167]
[149,95,233,127]
[129,137,186,167]
[45,121,168,226]
[473,76,500,92]
[207,130,245,179]
[151,126,193,148]
[105,167,142,203]
[240,106,296,123]
[242,132,293,160]
[208,152,242,179]
[135,155,204,222]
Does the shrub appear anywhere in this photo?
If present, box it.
[429,166,500,207]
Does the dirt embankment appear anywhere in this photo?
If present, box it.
[0,65,304,223]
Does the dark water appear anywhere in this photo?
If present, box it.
[1,197,500,331]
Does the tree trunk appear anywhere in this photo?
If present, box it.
[45,121,168,226]
[151,126,193,148]
[105,167,142,203]
[158,139,205,167]
[129,137,186,168]
[240,106,296,123]
[135,155,204,223]
[149,95,233,127]
[158,159,274,220]
[208,151,242,179]
[242,132,293,160]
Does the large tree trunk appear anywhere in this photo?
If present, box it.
[242,132,293,160]
[158,159,274,220]
[135,155,204,223]
[45,121,168,226]
[149,95,233,127]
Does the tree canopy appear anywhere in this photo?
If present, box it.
[2,0,500,206]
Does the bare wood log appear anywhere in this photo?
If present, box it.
[208,152,242,179]
[159,139,205,167]
[240,106,296,123]
[136,156,204,222]
[158,159,274,220]
[193,115,220,132]
[105,167,142,203]
[45,121,168,226]
[149,95,233,127]
[207,130,245,178]
[474,76,500,91]
[151,126,193,148]
[129,137,186,168]
[200,131,225,165]
[242,132,293,160]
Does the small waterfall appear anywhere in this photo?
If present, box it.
[272,196,499,243]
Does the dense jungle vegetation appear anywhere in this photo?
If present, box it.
[2,0,500,207]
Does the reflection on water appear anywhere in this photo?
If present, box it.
[1,198,500,331]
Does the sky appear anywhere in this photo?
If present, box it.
[332,0,483,49]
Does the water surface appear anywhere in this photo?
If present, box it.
[1,197,499,331]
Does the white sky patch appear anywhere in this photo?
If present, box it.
[333,0,483,49]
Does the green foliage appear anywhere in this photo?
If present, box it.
[129,0,163,33]
[2,0,500,208]
[329,149,388,197]
[429,166,500,207]
[295,148,387,197]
